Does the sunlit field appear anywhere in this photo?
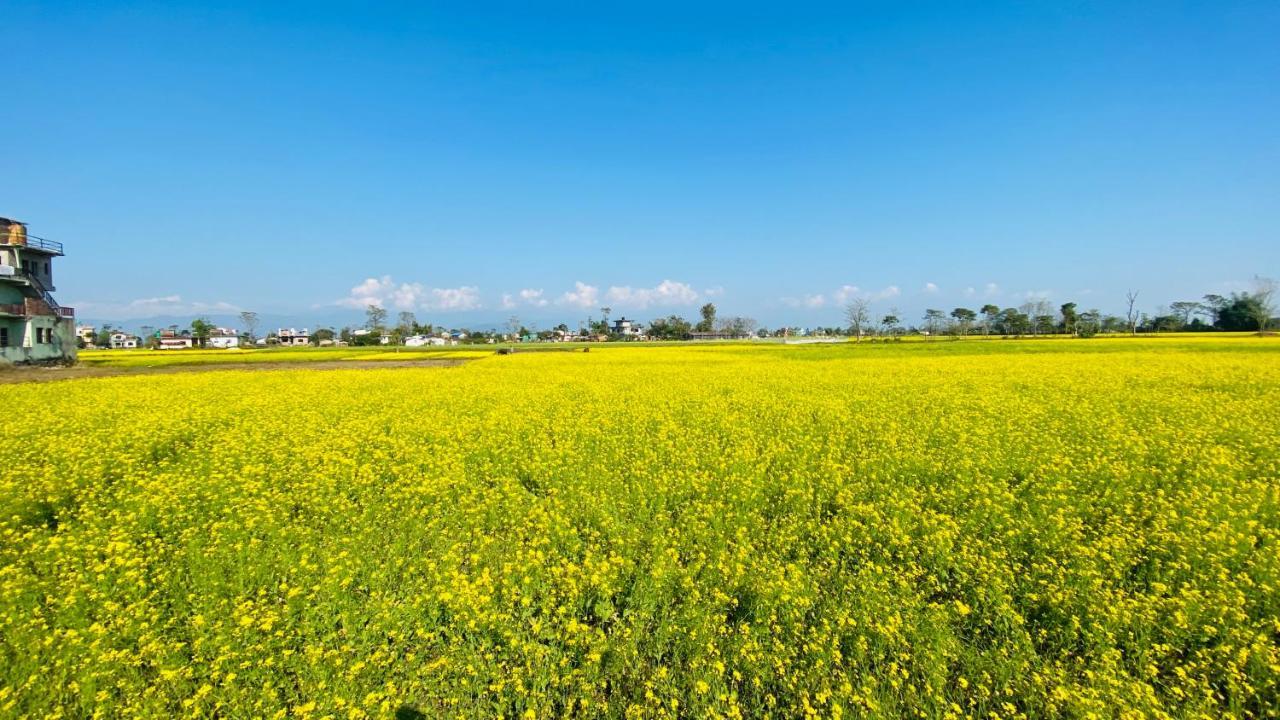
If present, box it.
[2,338,1278,718]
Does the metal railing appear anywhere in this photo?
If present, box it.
[0,302,74,317]
[0,233,63,254]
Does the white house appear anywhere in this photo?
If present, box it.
[405,335,447,347]
[612,317,641,337]
[76,324,97,347]
[277,328,310,346]
[109,332,139,349]
[207,327,240,349]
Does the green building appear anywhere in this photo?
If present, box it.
[0,217,76,364]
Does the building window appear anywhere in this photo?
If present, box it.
[0,327,8,347]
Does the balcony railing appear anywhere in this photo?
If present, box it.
[0,301,73,318]
[0,233,63,255]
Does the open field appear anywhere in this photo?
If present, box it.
[2,338,1278,718]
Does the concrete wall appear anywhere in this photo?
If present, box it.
[0,316,76,365]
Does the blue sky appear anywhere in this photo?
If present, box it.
[3,1,1277,328]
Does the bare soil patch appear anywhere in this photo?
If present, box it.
[0,357,471,385]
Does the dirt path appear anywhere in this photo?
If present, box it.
[0,357,473,385]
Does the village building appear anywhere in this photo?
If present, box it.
[612,317,641,337]
[277,328,311,346]
[0,217,76,364]
[109,332,140,349]
[76,324,97,347]
[207,327,240,349]
[156,330,194,350]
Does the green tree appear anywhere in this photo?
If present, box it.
[880,314,900,336]
[696,303,717,333]
[1169,301,1200,330]
[190,317,215,348]
[1059,302,1078,335]
[923,309,946,336]
[648,315,692,340]
[950,307,976,336]
[980,304,1000,335]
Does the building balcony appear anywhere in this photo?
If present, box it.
[0,300,74,318]
[0,233,64,255]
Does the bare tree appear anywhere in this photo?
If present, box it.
[1018,302,1037,335]
[1125,290,1140,335]
[397,311,417,335]
[238,311,260,341]
[1251,276,1277,333]
[365,304,388,331]
[844,298,872,342]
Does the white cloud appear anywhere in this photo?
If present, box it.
[501,288,549,310]
[429,286,482,311]
[832,285,861,304]
[963,286,976,298]
[984,283,1000,297]
[782,284,901,310]
[558,281,600,309]
[704,286,725,298]
[923,282,940,294]
[72,294,241,320]
[1021,289,1052,301]
[335,276,480,312]
[605,280,700,309]
[519,288,549,306]
[782,294,827,309]
[873,285,901,301]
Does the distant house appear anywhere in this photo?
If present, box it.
[612,317,642,337]
[405,335,447,347]
[277,328,311,346]
[109,332,139,349]
[207,327,240,349]
[76,324,97,347]
[156,330,193,350]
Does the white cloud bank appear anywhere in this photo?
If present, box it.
[72,294,241,320]
[336,276,481,312]
[556,279,706,310]
[502,288,550,310]
[785,284,900,308]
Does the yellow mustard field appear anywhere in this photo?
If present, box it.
[2,339,1279,719]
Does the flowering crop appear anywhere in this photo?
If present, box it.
[1,338,1278,718]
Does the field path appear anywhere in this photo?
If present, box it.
[0,356,474,384]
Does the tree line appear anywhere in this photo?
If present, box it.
[845,277,1277,340]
